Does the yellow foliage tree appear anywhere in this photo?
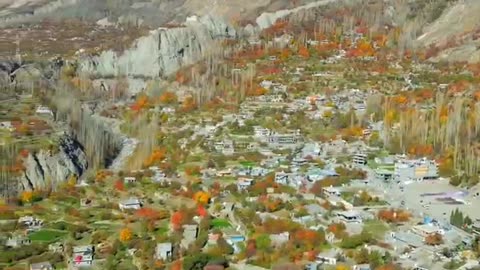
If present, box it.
[119,228,133,242]
[21,191,33,203]
[193,191,211,205]
[336,264,350,270]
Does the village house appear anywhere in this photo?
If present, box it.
[316,249,340,265]
[337,210,362,223]
[5,235,31,248]
[322,186,341,196]
[214,139,235,156]
[123,176,137,184]
[0,121,14,131]
[118,197,142,211]
[49,242,64,253]
[149,167,169,183]
[237,178,254,191]
[71,245,95,267]
[260,155,286,168]
[35,106,54,117]
[269,232,289,247]
[18,216,43,231]
[375,168,394,181]
[353,264,371,270]
[30,261,53,270]
[352,153,368,166]
[181,224,199,249]
[224,232,246,254]
[412,224,444,237]
[155,242,173,261]
[253,126,270,138]
[216,168,233,177]
[274,171,303,187]
[306,168,339,182]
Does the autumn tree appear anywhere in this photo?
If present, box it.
[114,179,125,191]
[20,191,33,204]
[425,233,443,246]
[298,45,310,58]
[171,211,185,230]
[119,228,133,242]
[135,207,168,221]
[378,209,411,223]
[159,91,177,104]
[193,191,210,205]
[182,96,197,112]
[184,165,201,176]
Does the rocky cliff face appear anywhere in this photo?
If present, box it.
[255,0,338,30]
[20,135,88,191]
[78,15,236,78]
[0,0,80,27]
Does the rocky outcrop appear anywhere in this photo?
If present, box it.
[415,0,480,63]
[255,0,339,30]
[0,0,80,27]
[20,135,88,191]
[78,15,236,78]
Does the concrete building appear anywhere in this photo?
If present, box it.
[155,242,173,261]
[375,169,394,181]
[72,245,94,268]
[394,158,438,182]
[119,198,142,211]
[352,153,368,166]
[337,210,362,223]
[30,262,53,270]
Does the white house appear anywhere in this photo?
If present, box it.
[316,249,339,265]
[30,261,53,270]
[155,242,173,261]
[35,106,54,116]
[72,245,94,267]
[124,177,137,184]
[0,121,14,131]
[237,178,254,191]
[119,198,142,211]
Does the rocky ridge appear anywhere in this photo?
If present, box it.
[78,15,236,78]
[21,135,88,191]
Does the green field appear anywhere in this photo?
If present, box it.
[211,218,232,229]
[28,229,68,242]
[362,219,389,239]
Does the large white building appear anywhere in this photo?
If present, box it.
[394,158,438,182]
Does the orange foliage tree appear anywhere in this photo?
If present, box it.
[182,96,197,112]
[193,191,210,205]
[291,229,325,249]
[171,211,185,230]
[197,204,208,217]
[21,191,34,203]
[328,222,347,239]
[298,45,310,58]
[135,207,168,221]
[119,228,133,242]
[378,209,411,223]
[143,148,167,167]
[246,87,268,97]
[425,233,443,245]
[184,165,201,176]
[130,94,150,112]
[408,144,434,157]
[114,179,125,191]
[159,91,177,104]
